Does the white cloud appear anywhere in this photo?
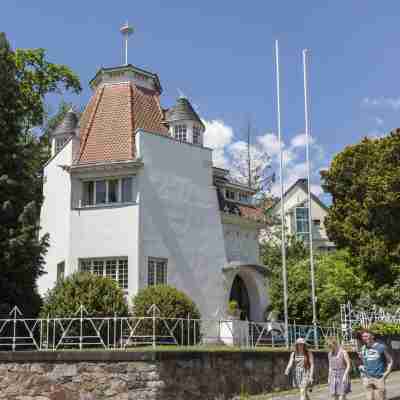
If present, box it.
[257,132,282,156]
[290,133,315,148]
[203,119,326,198]
[375,117,384,126]
[362,97,400,110]
[203,119,234,168]
[203,119,234,150]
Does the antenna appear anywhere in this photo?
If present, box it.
[120,22,134,66]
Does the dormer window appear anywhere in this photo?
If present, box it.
[55,137,69,153]
[174,125,187,142]
[193,125,202,145]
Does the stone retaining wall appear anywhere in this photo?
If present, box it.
[0,350,399,400]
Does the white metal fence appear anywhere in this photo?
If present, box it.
[0,305,340,351]
[340,302,400,344]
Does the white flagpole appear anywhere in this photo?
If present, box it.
[275,40,289,348]
[302,48,318,347]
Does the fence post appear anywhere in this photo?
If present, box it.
[12,308,17,351]
[79,305,83,350]
[114,313,117,349]
[147,304,161,349]
[187,314,190,346]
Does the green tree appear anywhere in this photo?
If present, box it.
[321,132,400,284]
[0,32,81,316]
[268,249,366,325]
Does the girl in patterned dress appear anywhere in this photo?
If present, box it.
[285,338,314,400]
[327,337,351,400]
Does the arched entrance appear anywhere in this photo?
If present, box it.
[229,275,250,320]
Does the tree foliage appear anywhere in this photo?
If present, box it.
[132,285,201,345]
[267,248,365,325]
[321,133,400,284]
[41,273,128,317]
[0,32,81,316]
[132,285,201,319]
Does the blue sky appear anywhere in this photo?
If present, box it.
[3,2,400,198]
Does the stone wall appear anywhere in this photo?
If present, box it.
[0,350,399,400]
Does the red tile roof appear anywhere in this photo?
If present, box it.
[238,204,266,223]
[77,82,168,164]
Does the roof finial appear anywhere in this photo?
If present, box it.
[120,22,134,66]
[177,88,187,99]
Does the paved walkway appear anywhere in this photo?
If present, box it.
[258,371,400,399]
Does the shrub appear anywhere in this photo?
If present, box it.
[40,273,128,348]
[41,272,128,317]
[132,285,201,345]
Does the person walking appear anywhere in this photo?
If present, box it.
[359,330,393,400]
[285,338,314,400]
[327,337,351,400]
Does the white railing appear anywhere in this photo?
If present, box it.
[0,305,340,351]
[340,302,400,344]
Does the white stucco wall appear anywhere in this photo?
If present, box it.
[69,169,140,299]
[222,223,259,265]
[136,131,228,319]
[38,141,73,294]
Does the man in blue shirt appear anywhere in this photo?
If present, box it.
[359,330,393,400]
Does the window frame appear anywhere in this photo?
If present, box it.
[295,206,310,241]
[78,257,129,289]
[81,176,134,208]
[57,261,65,282]
[55,137,68,153]
[147,257,168,286]
[225,189,237,201]
[174,124,187,142]
[193,125,202,145]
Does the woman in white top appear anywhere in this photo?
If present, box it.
[285,338,314,400]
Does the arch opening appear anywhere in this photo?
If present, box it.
[229,275,250,320]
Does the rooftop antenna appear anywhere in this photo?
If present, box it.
[120,22,134,66]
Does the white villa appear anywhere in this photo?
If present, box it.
[270,178,335,251]
[39,63,269,321]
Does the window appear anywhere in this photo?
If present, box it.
[295,206,309,241]
[95,180,106,205]
[226,189,236,201]
[79,258,128,289]
[83,181,94,206]
[239,192,250,204]
[121,177,133,203]
[82,177,134,207]
[148,257,167,286]
[313,219,321,227]
[193,126,202,145]
[174,125,187,142]
[57,261,65,282]
[108,179,119,203]
[55,137,68,153]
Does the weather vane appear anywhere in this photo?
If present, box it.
[120,22,134,66]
